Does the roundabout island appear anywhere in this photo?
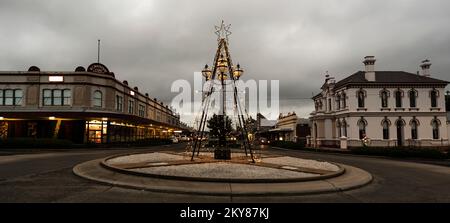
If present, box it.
[73,150,372,196]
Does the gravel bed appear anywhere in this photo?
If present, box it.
[107,152,184,165]
[187,152,269,158]
[263,156,340,172]
[133,162,319,179]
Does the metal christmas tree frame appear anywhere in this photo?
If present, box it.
[190,21,255,163]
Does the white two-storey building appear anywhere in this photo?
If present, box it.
[310,56,449,148]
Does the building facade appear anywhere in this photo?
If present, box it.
[255,113,276,138]
[255,112,310,143]
[310,56,449,148]
[0,63,186,144]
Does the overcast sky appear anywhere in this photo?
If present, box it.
[1,0,450,125]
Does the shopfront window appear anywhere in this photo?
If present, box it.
[86,120,108,143]
[0,121,8,139]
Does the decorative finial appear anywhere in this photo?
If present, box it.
[214,20,232,41]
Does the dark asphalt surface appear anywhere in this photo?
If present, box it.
[0,144,449,202]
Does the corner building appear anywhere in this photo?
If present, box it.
[310,57,449,148]
[0,63,185,144]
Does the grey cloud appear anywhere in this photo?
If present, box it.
[1,0,450,123]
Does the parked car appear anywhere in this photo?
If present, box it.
[170,136,179,143]
[259,137,270,145]
[180,135,190,142]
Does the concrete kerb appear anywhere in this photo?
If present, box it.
[73,158,373,196]
[99,152,346,183]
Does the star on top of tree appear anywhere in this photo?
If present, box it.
[214,20,232,41]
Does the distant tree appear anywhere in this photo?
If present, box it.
[236,116,257,134]
[245,116,257,134]
[207,114,233,138]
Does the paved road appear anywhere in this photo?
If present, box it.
[0,144,449,202]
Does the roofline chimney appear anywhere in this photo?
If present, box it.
[363,56,376,81]
[420,59,431,77]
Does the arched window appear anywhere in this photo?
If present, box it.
[357,90,365,108]
[328,98,332,111]
[93,90,102,107]
[336,95,341,110]
[430,90,438,108]
[337,120,341,137]
[342,92,347,108]
[314,123,318,138]
[410,119,418,140]
[431,118,440,139]
[380,90,389,108]
[341,119,347,137]
[409,90,417,108]
[358,118,367,139]
[396,119,405,146]
[395,90,402,108]
[382,118,390,140]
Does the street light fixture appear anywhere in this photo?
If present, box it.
[233,63,244,80]
[202,64,212,80]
